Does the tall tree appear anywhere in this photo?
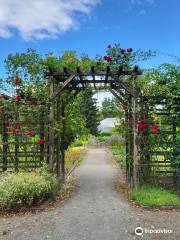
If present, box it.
[101,97,117,119]
[80,88,100,136]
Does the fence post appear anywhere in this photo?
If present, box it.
[2,112,8,172]
[14,102,19,172]
[40,107,45,164]
[48,75,54,174]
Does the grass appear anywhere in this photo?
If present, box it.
[131,185,180,206]
[109,146,126,169]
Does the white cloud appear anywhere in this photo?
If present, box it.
[0,0,98,40]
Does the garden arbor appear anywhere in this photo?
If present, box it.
[46,65,142,188]
[0,65,179,189]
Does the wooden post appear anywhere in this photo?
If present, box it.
[48,75,54,173]
[172,117,177,186]
[125,108,130,182]
[143,100,151,183]
[40,107,45,164]
[132,74,140,189]
[14,103,19,172]
[128,96,134,188]
[56,97,61,177]
[61,100,65,179]
[2,112,8,172]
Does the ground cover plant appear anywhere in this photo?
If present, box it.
[131,185,180,206]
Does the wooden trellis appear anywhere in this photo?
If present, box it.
[46,66,142,188]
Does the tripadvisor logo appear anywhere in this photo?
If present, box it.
[135,226,173,236]
[135,227,143,236]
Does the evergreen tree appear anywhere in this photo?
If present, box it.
[101,97,117,119]
[80,88,100,136]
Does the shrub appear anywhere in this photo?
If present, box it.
[106,134,123,146]
[65,147,84,169]
[0,165,57,210]
[71,134,90,147]
[98,132,111,137]
[96,135,109,142]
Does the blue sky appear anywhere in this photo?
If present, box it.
[0,0,179,76]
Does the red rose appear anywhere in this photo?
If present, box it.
[152,124,159,135]
[37,138,46,145]
[103,56,111,62]
[138,123,148,130]
[16,95,21,102]
[15,122,21,129]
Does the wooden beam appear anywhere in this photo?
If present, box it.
[49,69,142,78]
[109,89,125,104]
[105,66,110,85]
[52,74,76,100]
[91,66,96,89]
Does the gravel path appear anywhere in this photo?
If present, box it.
[0,147,180,240]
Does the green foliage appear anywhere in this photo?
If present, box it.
[95,43,156,70]
[96,135,109,142]
[79,88,100,136]
[0,165,57,210]
[101,97,117,119]
[109,145,126,169]
[71,135,90,147]
[131,185,180,206]
[144,64,180,112]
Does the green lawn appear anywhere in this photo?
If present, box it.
[131,185,180,206]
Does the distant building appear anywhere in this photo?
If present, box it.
[98,118,119,133]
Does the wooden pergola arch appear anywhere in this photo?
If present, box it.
[46,65,143,188]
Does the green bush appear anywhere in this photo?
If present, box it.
[71,134,90,147]
[0,165,57,210]
[98,132,111,137]
[96,135,109,142]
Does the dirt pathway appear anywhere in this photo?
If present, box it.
[0,147,179,240]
